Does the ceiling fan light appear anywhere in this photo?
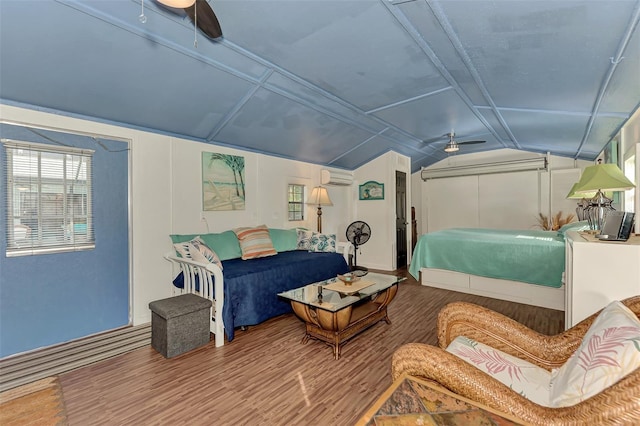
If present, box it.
[444,143,459,153]
[157,0,196,8]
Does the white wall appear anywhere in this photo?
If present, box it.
[353,151,411,271]
[0,105,360,330]
[411,149,592,234]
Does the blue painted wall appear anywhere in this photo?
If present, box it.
[0,124,129,358]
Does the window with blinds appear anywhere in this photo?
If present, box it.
[3,140,95,256]
[287,183,305,221]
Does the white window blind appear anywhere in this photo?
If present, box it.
[3,140,95,256]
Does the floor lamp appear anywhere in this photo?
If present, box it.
[308,186,333,233]
[573,161,635,232]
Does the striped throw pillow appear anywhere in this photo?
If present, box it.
[233,225,277,260]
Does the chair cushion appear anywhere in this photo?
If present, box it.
[550,300,640,407]
[446,336,552,407]
[233,225,277,260]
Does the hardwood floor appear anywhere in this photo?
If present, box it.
[59,269,564,425]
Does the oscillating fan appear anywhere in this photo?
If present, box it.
[345,221,371,275]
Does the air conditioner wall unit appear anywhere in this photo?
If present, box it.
[321,169,354,186]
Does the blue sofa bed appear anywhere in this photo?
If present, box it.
[166,227,350,345]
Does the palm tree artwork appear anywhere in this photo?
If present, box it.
[202,152,246,211]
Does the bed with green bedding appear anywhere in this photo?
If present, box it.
[408,224,595,310]
[409,228,566,287]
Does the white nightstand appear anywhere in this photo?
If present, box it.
[564,230,640,328]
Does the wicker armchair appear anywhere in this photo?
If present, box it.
[392,296,640,425]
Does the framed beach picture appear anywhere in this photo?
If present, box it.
[359,181,384,200]
[202,152,246,211]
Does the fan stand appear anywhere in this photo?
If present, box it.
[350,245,368,275]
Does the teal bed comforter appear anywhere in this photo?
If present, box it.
[409,228,566,288]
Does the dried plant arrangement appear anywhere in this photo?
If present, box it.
[536,211,576,231]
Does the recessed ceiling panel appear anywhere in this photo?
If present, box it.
[265,72,386,133]
[212,0,449,111]
[438,1,638,112]
[599,27,640,114]
[214,88,374,164]
[477,108,512,142]
[372,89,487,141]
[500,109,591,156]
[328,135,394,169]
[397,0,488,107]
[580,116,630,159]
[0,2,256,139]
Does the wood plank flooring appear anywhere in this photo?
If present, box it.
[59,270,564,425]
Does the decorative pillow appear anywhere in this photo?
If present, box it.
[269,228,299,252]
[171,231,241,261]
[308,232,336,253]
[190,238,223,270]
[173,237,223,270]
[297,229,313,251]
[233,225,277,260]
[447,336,552,407]
[550,300,640,407]
[297,230,336,253]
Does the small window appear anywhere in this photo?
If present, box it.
[3,140,95,256]
[288,184,305,221]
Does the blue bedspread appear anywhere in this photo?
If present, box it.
[174,250,349,341]
[409,228,566,288]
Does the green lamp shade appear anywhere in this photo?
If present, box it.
[573,163,635,194]
[566,182,597,199]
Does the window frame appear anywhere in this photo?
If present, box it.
[287,183,305,222]
[3,139,95,257]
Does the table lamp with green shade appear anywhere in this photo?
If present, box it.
[573,161,635,231]
[566,183,597,221]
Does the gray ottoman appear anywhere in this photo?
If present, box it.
[149,293,213,358]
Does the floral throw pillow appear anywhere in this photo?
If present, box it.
[297,230,336,253]
[446,336,552,407]
[550,300,640,407]
[297,229,313,251]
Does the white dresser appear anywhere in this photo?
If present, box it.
[564,230,640,328]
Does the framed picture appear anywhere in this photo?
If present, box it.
[359,181,384,200]
[202,152,246,211]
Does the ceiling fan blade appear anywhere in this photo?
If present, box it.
[184,0,223,39]
[458,140,486,145]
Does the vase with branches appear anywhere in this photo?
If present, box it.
[536,211,576,231]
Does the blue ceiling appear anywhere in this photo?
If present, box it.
[1,0,639,173]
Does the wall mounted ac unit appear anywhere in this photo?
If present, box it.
[321,169,354,186]
[421,157,547,180]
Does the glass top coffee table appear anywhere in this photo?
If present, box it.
[279,272,404,359]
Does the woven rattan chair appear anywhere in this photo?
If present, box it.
[392,296,640,425]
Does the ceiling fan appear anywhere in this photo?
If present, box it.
[158,0,223,39]
[442,132,485,153]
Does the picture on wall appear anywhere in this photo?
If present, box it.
[202,152,246,211]
[359,181,384,200]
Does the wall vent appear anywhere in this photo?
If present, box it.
[0,324,151,392]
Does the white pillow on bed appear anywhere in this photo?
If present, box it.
[173,237,223,270]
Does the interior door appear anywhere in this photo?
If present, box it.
[396,171,407,268]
